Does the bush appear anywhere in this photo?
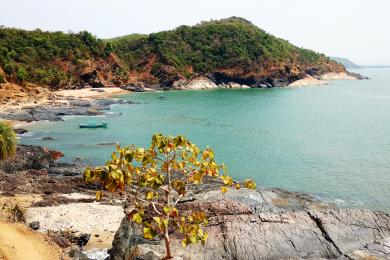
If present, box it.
[0,121,17,160]
[0,74,5,83]
[84,133,256,258]
[16,66,28,81]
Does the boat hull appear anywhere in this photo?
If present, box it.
[79,123,108,128]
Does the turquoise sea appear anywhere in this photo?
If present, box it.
[21,69,390,211]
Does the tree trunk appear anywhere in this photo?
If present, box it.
[164,228,172,259]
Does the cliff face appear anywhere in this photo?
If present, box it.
[111,17,346,89]
[0,17,346,101]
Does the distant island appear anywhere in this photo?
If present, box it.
[0,17,364,102]
[330,57,361,69]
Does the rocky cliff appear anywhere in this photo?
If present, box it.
[109,186,390,260]
[0,17,351,101]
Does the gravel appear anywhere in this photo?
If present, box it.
[25,201,123,233]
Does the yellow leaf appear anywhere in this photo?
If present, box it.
[221,186,228,193]
[105,181,117,192]
[95,191,103,201]
[143,227,156,239]
[146,191,154,200]
[133,212,143,224]
[243,179,257,189]
[189,235,198,244]
[181,238,189,247]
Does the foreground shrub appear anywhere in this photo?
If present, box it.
[84,133,256,258]
[0,121,17,160]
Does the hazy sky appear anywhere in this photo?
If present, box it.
[1,0,389,65]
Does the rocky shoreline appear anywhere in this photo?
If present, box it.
[128,70,369,91]
[0,145,389,260]
[0,71,368,125]
[0,96,132,123]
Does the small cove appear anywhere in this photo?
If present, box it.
[21,69,390,212]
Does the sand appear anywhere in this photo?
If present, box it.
[288,75,328,87]
[0,221,64,260]
[54,87,129,99]
[26,201,123,234]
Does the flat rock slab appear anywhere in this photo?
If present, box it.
[109,188,390,260]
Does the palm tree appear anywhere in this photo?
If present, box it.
[0,121,17,160]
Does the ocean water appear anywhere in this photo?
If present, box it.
[21,69,390,211]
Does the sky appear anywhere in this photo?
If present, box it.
[1,0,389,65]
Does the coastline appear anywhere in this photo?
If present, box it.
[0,71,368,128]
[0,87,132,126]
[1,148,390,260]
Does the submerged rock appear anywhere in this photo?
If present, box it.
[109,188,390,260]
[13,128,28,135]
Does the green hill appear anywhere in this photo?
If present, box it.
[108,17,344,87]
[0,17,345,96]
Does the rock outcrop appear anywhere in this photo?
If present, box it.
[0,98,132,122]
[288,75,328,87]
[109,188,390,260]
[173,77,219,90]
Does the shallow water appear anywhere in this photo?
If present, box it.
[21,69,390,211]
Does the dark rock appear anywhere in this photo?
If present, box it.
[47,231,72,248]
[47,162,85,176]
[0,145,56,173]
[122,84,145,92]
[78,233,91,248]
[13,128,28,135]
[69,246,91,260]
[347,71,370,80]
[0,97,133,123]
[29,221,40,230]
[68,100,92,107]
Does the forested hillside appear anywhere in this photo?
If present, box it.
[0,17,345,95]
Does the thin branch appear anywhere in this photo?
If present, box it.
[152,202,163,216]
[173,194,184,207]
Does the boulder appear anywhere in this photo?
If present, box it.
[0,145,56,173]
[13,128,28,135]
[29,221,40,230]
[173,77,218,90]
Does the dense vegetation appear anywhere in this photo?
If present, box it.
[84,133,256,258]
[108,17,331,75]
[0,27,112,86]
[0,121,17,160]
[0,17,342,90]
